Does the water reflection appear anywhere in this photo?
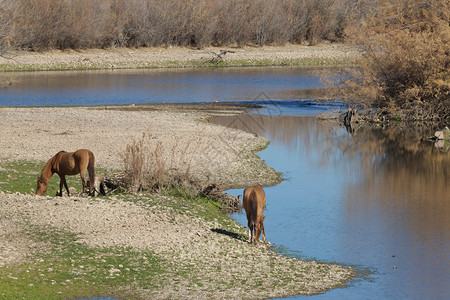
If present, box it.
[212,113,449,299]
[338,125,449,236]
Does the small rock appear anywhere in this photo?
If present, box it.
[435,131,444,140]
[435,126,450,140]
[435,140,445,148]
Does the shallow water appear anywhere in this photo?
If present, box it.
[2,67,448,299]
[212,113,449,299]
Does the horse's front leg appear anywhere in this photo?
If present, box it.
[260,222,269,244]
[62,175,70,197]
[57,175,65,197]
[57,179,63,197]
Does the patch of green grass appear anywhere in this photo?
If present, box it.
[443,129,450,148]
[0,223,168,300]
[0,161,46,194]
[162,186,239,231]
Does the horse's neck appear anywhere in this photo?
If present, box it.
[40,157,56,182]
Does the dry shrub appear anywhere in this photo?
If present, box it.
[0,0,353,51]
[119,131,241,211]
[120,131,184,192]
[335,0,450,122]
[4,0,123,49]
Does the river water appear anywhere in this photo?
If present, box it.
[0,67,323,106]
[1,68,448,299]
[213,113,449,300]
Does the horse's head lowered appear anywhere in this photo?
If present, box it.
[36,176,47,196]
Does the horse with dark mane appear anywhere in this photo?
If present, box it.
[36,149,95,196]
[242,184,268,244]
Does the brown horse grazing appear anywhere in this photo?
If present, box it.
[36,149,95,197]
[242,184,268,244]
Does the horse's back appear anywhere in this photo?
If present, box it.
[73,149,93,159]
[243,184,265,214]
[252,184,266,208]
[73,149,95,169]
[55,149,94,175]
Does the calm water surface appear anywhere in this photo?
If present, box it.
[0,67,322,106]
[1,68,448,299]
[213,113,449,300]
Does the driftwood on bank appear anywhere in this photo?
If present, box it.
[88,172,243,213]
[342,108,362,134]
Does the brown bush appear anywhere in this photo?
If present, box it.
[0,0,352,50]
[119,131,241,211]
[334,0,450,122]
[121,131,176,192]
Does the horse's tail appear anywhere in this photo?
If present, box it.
[88,151,95,195]
[250,189,258,223]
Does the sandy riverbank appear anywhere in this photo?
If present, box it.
[0,43,360,71]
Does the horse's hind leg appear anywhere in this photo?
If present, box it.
[80,172,86,195]
[86,152,95,196]
[87,165,95,196]
[247,220,254,243]
[248,222,255,243]
[261,221,268,244]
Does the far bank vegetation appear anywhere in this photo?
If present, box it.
[0,0,362,50]
[332,0,449,123]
